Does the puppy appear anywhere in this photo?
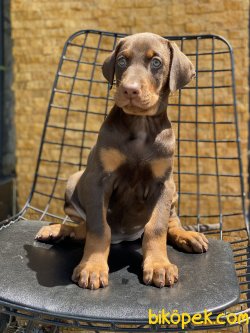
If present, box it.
[36,33,209,290]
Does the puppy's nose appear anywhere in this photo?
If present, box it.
[122,82,140,98]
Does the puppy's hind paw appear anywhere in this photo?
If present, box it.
[35,224,73,242]
[175,230,209,253]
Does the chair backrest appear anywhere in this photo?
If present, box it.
[19,30,248,240]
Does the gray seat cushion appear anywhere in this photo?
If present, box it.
[0,220,239,323]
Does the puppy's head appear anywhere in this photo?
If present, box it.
[102,33,195,116]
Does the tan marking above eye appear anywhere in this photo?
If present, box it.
[146,49,156,59]
[150,158,171,178]
[100,148,126,172]
[120,49,132,59]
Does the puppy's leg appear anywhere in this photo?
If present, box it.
[35,204,86,242]
[72,224,110,289]
[142,182,178,288]
[167,192,209,253]
[71,172,112,290]
[35,170,86,242]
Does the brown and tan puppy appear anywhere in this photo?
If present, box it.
[36,33,209,290]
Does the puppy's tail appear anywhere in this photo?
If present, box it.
[183,223,220,232]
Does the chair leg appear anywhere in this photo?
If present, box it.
[0,313,10,333]
[25,320,36,333]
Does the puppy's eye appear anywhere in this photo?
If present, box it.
[117,56,127,68]
[151,57,162,69]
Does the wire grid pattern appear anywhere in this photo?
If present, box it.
[0,30,249,331]
[6,30,248,235]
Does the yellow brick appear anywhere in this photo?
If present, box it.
[185,22,202,33]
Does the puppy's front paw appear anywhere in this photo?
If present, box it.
[143,260,178,288]
[175,230,209,253]
[72,261,109,290]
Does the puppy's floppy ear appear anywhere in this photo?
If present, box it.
[102,39,124,88]
[168,41,196,92]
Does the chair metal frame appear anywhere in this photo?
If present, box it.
[0,30,249,332]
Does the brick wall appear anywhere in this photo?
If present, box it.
[11,0,248,215]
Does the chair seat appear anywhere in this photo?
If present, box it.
[0,220,239,323]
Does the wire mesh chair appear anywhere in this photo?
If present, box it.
[0,30,249,332]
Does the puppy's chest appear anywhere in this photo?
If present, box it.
[100,130,174,179]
